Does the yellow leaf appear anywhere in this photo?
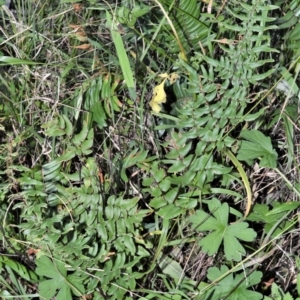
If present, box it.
[168,72,179,84]
[149,79,167,113]
[158,73,169,79]
[149,101,162,113]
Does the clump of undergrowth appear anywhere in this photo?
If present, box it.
[1,0,300,299]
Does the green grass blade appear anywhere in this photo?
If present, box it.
[0,56,42,65]
[106,11,136,100]
[225,149,252,219]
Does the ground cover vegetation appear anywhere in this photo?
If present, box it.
[0,0,300,299]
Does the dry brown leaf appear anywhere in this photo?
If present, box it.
[72,3,83,13]
[69,24,82,30]
[72,43,91,50]
[262,278,274,289]
[69,24,88,41]
[98,168,104,183]
[27,248,40,256]
[75,32,88,42]
[208,0,213,14]
[213,38,238,44]
[103,252,115,261]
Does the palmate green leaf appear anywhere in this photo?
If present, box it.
[240,130,275,154]
[36,256,70,300]
[190,199,256,261]
[237,129,278,168]
[260,154,277,168]
[238,141,267,158]
[263,282,293,300]
[247,203,293,237]
[225,222,256,261]
[247,204,271,223]
[197,229,224,257]
[265,202,300,216]
[206,265,262,300]
[36,256,85,300]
